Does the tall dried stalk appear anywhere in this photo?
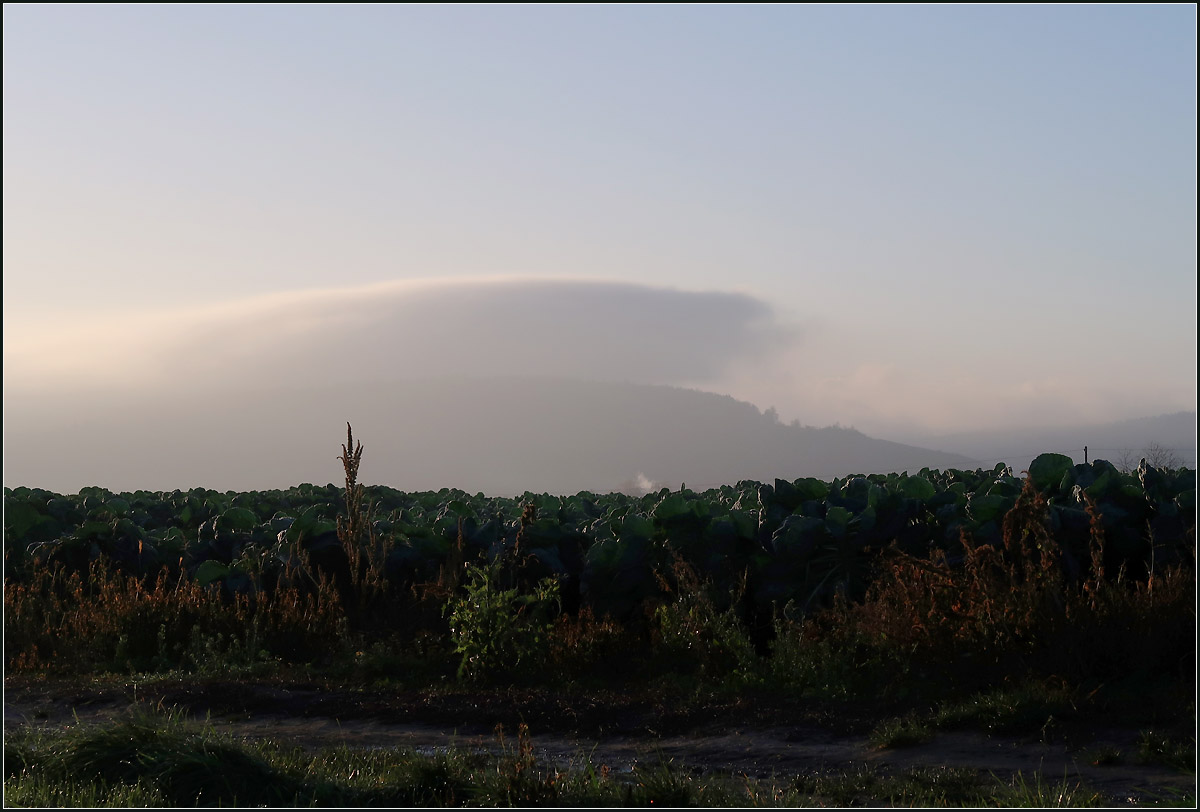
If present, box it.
[335,423,390,626]
[337,422,365,546]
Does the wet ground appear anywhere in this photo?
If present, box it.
[4,677,1194,806]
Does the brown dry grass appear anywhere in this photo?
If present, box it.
[4,557,348,673]
[788,476,1195,696]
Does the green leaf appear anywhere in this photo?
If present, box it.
[3,501,43,538]
[967,493,1011,524]
[105,498,131,517]
[792,474,830,501]
[854,504,877,534]
[1027,453,1073,493]
[772,515,826,558]
[825,506,852,530]
[900,475,936,501]
[726,511,757,540]
[443,499,472,518]
[195,560,230,586]
[621,513,655,540]
[219,507,259,532]
[285,505,324,543]
[76,520,113,541]
[1085,467,1120,500]
[652,494,689,523]
[1176,489,1195,514]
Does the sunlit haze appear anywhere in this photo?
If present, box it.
[4,5,1196,493]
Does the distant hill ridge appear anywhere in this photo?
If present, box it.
[895,411,1197,472]
[6,376,978,495]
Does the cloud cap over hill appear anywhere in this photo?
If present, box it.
[4,277,792,394]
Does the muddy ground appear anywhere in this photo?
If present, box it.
[4,676,1194,806]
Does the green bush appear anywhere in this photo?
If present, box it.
[445,558,560,683]
[652,555,759,688]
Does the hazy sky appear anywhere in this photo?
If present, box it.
[4,5,1197,449]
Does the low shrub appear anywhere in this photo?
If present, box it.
[445,557,561,683]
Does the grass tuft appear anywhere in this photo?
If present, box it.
[869,715,935,749]
[1136,730,1196,773]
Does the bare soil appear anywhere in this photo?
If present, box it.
[4,676,1194,806]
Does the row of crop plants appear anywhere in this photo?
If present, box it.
[4,431,1194,698]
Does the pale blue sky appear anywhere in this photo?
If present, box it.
[4,4,1196,440]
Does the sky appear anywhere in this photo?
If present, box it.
[3,4,1197,490]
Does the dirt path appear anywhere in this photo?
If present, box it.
[4,678,1193,806]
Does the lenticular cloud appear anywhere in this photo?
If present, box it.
[4,276,792,394]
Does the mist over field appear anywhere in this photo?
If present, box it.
[892,412,1197,474]
[4,376,980,495]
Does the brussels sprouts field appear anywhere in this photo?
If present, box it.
[4,427,1196,806]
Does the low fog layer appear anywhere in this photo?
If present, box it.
[892,412,1197,473]
[4,377,977,495]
